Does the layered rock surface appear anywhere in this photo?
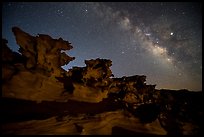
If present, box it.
[1,110,166,135]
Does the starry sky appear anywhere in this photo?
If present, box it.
[2,2,202,91]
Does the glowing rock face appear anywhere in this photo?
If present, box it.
[12,27,75,76]
[2,27,75,102]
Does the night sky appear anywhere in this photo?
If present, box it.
[2,2,202,91]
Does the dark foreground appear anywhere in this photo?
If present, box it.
[1,90,203,135]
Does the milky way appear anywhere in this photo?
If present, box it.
[2,2,202,91]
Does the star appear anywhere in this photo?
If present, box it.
[2,2,202,91]
[145,33,151,36]
[167,58,171,62]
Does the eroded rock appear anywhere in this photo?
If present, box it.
[12,27,75,76]
[2,27,75,102]
[62,58,114,103]
[1,110,167,135]
[1,27,203,135]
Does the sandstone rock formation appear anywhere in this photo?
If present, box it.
[2,27,75,102]
[58,58,114,103]
[1,27,203,135]
[12,27,75,76]
[1,110,167,135]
